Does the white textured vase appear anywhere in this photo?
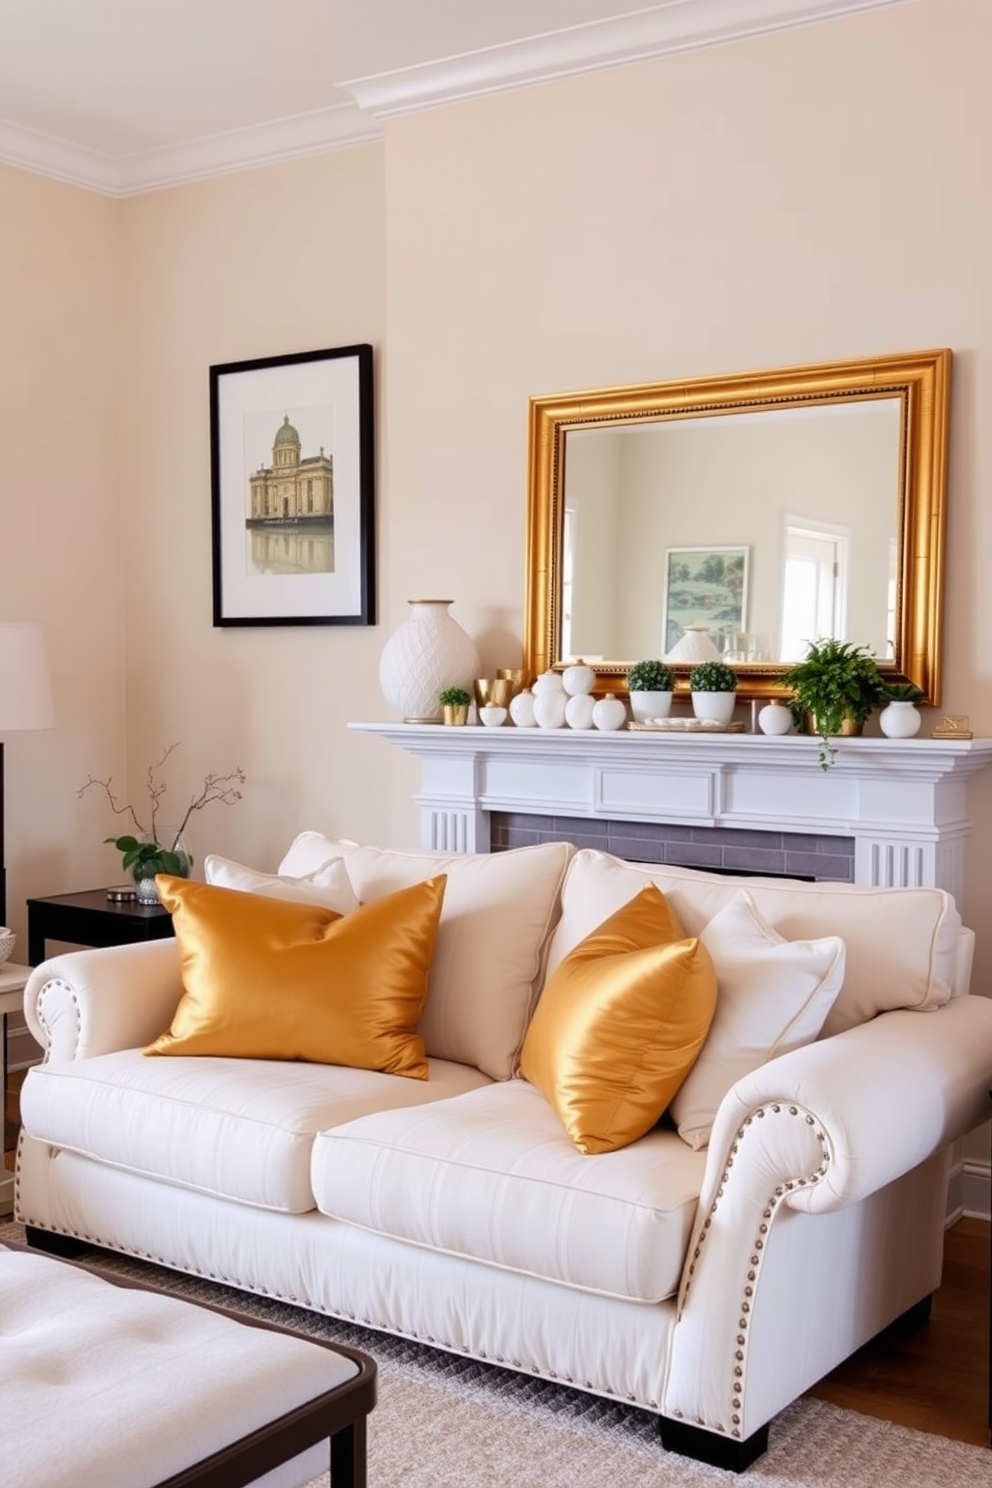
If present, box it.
[379,600,480,722]
[878,700,922,738]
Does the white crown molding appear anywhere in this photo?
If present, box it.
[0,104,382,199]
[339,0,919,117]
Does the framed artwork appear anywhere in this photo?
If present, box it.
[210,344,375,626]
[663,546,749,653]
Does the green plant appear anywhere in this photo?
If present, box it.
[627,659,674,692]
[882,682,925,702]
[780,639,885,769]
[688,660,737,693]
[79,742,246,876]
[439,686,472,707]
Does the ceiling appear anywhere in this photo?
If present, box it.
[0,0,916,196]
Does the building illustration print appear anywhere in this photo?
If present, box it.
[245,408,335,576]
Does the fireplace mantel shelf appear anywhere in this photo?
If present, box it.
[349,721,992,899]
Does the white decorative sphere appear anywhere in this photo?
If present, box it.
[509,689,537,727]
[592,693,627,731]
[379,600,480,722]
[565,693,596,730]
[479,705,507,727]
[562,663,596,696]
[758,701,793,735]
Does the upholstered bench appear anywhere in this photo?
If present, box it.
[1,1245,376,1488]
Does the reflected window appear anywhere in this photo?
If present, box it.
[780,521,850,660]
[561,506,575,660]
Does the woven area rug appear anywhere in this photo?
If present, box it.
[3,1221,989,1487]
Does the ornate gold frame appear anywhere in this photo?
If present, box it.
[524,349,951,702]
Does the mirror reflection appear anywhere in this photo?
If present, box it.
[524,350,950,700]
[563,398,902,665]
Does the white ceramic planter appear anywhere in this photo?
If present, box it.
[691,690,736,726]
[879,700,922,738]
[629,690,673,723]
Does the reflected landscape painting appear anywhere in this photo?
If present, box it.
[663,546,748,653]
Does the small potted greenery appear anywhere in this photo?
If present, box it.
[878,681,925,739]
[780,639,885,768]
[626,659,675,723]
[689,659,737,725]
[439,685,472,725]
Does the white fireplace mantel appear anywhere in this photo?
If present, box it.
[350,723,992,903]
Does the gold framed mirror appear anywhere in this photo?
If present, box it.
[524,349,950,701]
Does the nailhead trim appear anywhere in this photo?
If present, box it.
[678,1100,830,1438]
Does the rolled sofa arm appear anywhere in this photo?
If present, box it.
[707,992,992,1216]
[663,994,992,1440]
[25,939,184,1062]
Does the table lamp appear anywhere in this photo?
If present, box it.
[0,622,55,925]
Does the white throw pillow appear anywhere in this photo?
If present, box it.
[203,854,360,915]
[278,834,574,1081]
[669,889,845,1150]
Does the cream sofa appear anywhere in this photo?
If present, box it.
[15,836,992,1472]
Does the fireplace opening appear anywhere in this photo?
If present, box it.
[491,813,855,884]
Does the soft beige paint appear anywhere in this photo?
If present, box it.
[110,146,389,875]
[0,165,122,950]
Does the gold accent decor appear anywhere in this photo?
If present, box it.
[932,714,972,739]
[524,349,950,702]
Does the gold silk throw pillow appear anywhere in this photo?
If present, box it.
[519,883,718,1154]
[145,874,447,1078]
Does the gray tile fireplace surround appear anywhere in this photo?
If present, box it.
[491,813,855,882]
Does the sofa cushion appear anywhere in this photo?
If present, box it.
[519,884,717,1154]
[19,1051,491,1213]
[147,875,445,1079]
[310,1081,705,1303]
[547,850,961,1036]
[668,888,845,1150]
[278,835,574,1080]
[204,853,360,913]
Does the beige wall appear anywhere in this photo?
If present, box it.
[108,146,390,877]
[0,165,122,949]
[4,0,992,1000]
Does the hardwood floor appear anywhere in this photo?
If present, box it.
[4,1068,990,1448]
[811,1216,990,1447]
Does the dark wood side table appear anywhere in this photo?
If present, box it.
[27,888,174,965]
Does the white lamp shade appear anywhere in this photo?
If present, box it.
[0,622,55,731]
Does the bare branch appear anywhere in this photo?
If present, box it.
[78,744,246,850]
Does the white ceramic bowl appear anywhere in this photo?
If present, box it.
[479,705,507,727]
[0,928,17,965]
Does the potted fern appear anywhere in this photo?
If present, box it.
[627,658,675,723]
[781,639,885,768]
[689,659,737,725]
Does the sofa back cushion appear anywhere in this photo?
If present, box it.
[546,850,962,1037]
[279,835,574,1080]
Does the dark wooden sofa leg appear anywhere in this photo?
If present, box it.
[659,1416,769,1472]
[24,1224,90,1258]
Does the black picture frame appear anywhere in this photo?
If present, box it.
[210,344,375,626]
